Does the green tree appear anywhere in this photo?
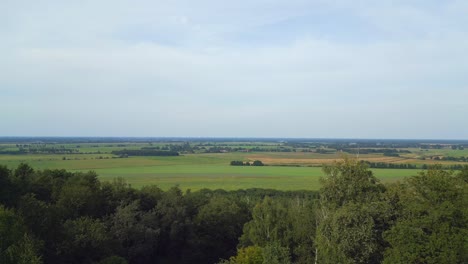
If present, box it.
[223,246,264,264]
[152,186,193,262]
[252,160,264,166]
[0,206,42,264]
[0,165,13,205]
[383,166,468,264]
[8,163,36,201]
[4,234,42,264]
[100,178,138,215]
[458,165,468,183]
[240,196,315,263]
[241,197,289,246]
[262,241,291,264]
[98,255,128,264]
[58,216,112,264]
[17,194,59,241]
[110,201,160,263]
[14,163,34,180]
[191,196,250,263]
[56,172,104,218]
[316,158,389,264]
[138,185,164,211]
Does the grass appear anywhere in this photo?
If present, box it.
[91,165,419,191]
[406,148,468,158]
[10,141,465,191]
[93,165,325,190]
[0,152,421,191]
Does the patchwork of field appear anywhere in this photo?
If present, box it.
[1,139,466,191]
[247,153,407,165]
[0,151,420,190]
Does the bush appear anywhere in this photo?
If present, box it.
[252,160,264,166]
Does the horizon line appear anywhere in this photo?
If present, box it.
[0,136,467,142]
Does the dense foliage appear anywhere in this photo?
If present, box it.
[0,160,466,263]
[230,160,265,166]
[111,149,179,157]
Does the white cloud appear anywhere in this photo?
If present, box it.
[0,0,467,138]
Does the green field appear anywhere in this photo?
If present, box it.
[0,151,421,190]
[91,165,418,190]
[4,139,465,191]
[406,147,468,158]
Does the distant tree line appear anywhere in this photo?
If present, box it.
[0,147,79,155]
[0,150,28,155]
[230,160,265,166]
[421,164,467,170]
[363,161,418,169]
[206,147,296,153]
[383,152,400,157]
[340,148,411,155]
[437,156,468,162]
[142,143,194,153]
[363,161,468,170]
[451,145,465,150]
[111,149,179,157]
[315,148,335,154]
[329,142,420,149]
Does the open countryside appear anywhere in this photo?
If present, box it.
[1,138,467,190]
[1,137,467,263]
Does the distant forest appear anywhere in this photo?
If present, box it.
[2,137,468,144]
[0,159,466,264]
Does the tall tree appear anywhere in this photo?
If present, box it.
[383,166,468,264]
[316,158,390,264]
[190,196,249,263]
[110,201,160,264]
[58,217,112,264]
[0,206,42,264]
[240,196,315,263]
[0,165,13,206]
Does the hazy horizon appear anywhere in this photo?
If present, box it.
[1,1,467,139]
[2,136,468,142]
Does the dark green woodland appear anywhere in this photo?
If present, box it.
[0,159,466,264]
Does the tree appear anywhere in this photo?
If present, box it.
[252,160,264,166]
[98,255,128,264]
[17,194,58,242]
[230,161,245,166]
[383,166,468,264]
[8,163,36,201]
[0,206,42,264]
[458,165,468,183]
[0,165,13,205]
[190,196,250,263]
[56,172,104,219]
[138,185,164,211]
[100,178,138,215]
[241,197,289,246]
[14,163,34,180]
[58,217,111,264]
[110,201,160,264]
[221,246,264,264]
[262,241,291,264]
[240,196,315,263]
[316,158,390,264]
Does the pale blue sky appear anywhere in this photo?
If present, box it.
[1,0,467,138]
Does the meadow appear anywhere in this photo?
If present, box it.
[0,150,419,191]
[1,139,466,190]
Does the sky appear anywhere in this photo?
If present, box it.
[1,0,467,139]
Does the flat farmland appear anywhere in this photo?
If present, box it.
[0,151,421,191]
[92,165,417,190]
